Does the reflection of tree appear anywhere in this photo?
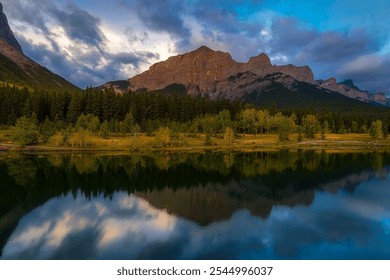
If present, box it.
[302,150,321,171]
[7,157,37,186]
[223,153,234,169]
[370,152,383,171]
[47,154,65,168]
[153,155,171,171]
[1,151,390,256]
[0,151,389,214]
[70,154,99,174]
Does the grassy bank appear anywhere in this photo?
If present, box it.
[1,128,390,152]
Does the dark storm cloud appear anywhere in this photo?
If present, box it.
[2,0,53,34]
[2,0,104,46]
[48,3,105,46]
[338,54,390,93]
[133,0,190,39]
[192,3,241,35]
[110,51,160,68]
[270,17,380,65]
[268,17,390,92]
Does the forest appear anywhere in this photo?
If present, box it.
[0,85,389,147]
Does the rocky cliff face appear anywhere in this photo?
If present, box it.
[129,46,239,92]
[102,45,387,107]
[127,46,315,93]
[319,78,388,105]
[0,3,23,53]
[319,78,369,101]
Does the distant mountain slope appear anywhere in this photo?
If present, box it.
[0,4,79,91]
[0,41,78,91]
[0,3,22,53]
[102,46,388,110]
[319,78,387,106]
[242,73,382,112]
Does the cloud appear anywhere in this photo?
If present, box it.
[1,0,162,87]
[2,169,390,260]
[110,51,160,68]
[338,54,390,93]
[267,17,390,92]
[133,0,190,39]
[48,2,106,46]
[269,17,380,65]
[1,0,389,93]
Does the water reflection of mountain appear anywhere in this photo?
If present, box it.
[0,151,389,256]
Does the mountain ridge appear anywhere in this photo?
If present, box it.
[103,45,315,94]
[102,45,388,108]
[0,3,22,53]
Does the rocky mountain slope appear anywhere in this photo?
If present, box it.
[103,46,314,94]
[0,3,22,53]
[319,78,388,106]
[102,46,388,108]
[0,3,78,91]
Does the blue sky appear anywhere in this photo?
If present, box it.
[2,0,390,94]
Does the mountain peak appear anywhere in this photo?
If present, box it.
[340,79,361,91]
[0,2,23,53]
[194,45,213,53]
[112,46,316,94]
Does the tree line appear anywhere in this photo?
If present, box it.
[0,85,389,146]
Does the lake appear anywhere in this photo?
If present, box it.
[1,151,390,259]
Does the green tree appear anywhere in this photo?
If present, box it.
[119,112,136,135]
[321,120,330,140]
[68,129,93,147]
[274,113,295,141]
[302,114,320,138]
[216,110,232,135]
[256,109,270,134]
[11,117,40,147]
[100,120,110,139]
[66,93,83,123]
[204,132,212,146]
[239,108,257,135]
[223,127,234,145]
[154,127,171,147]
[369,120,383,140]
[75,114,100,134]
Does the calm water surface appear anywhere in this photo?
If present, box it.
[1,151,390,259]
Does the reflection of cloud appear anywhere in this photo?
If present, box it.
[2,174,390,260]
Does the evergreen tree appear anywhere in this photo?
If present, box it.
[11,116,40,146]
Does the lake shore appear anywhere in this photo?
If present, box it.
[1,132,390,153]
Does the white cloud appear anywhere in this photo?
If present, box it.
[339,54,383,74]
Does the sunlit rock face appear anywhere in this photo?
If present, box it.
[102,46,389,106]
[128,46,315,93]
[103,46,315,96]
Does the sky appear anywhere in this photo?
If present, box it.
[2,0,390,94]
[3,173,390,259]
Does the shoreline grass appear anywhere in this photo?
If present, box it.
[2,129,390,153]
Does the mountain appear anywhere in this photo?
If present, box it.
[0,3,78,91]
[0,3,22,53]
[103,45,314,94]
[319,78,388,106]
[102,46,388,110]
